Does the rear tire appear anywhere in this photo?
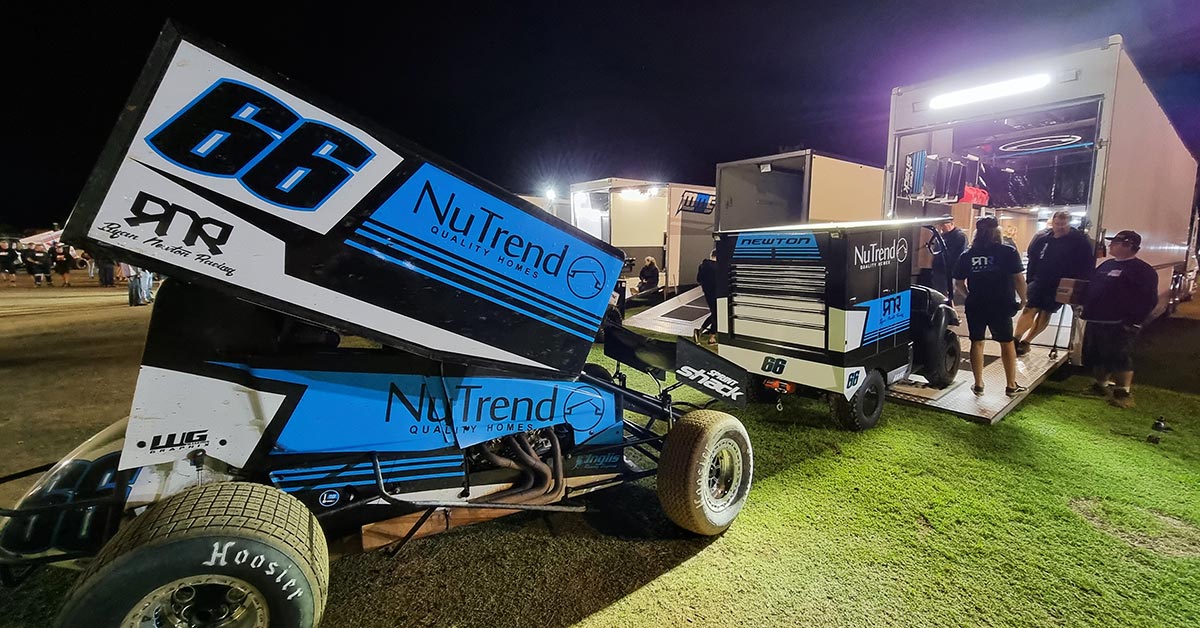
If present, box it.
[830,369,886,431]
[657,410,753,536]
[923,328,961,389]
[56,482,328,628]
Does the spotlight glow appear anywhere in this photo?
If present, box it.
[929,73,1052,110]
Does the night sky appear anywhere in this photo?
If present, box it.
[3,0,1198,232]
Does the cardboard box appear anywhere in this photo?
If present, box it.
[1056,278,1089,305]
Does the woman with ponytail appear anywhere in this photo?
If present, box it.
[952,216,1028,397]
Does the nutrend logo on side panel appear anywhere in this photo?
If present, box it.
[854,238,908,270]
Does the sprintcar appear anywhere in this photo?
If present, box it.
[0,23,753,627]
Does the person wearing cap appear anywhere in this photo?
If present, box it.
[953,216,1028,397]
[929,216,967,304]
[1014,209,1094,355]
[1081,230,1158,408]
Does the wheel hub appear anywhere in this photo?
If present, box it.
[703,437,743,513]
[122,575,269,628]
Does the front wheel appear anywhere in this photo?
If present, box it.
[830,369,886,431]
[56,482,328,628]
[657,410,753,536]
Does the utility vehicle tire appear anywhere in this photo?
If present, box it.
[57,482,328,628]
[582,362,614,383]
[657,410,753,536]
[830,369,886,431]
[743,374,769,403]
[923,328,961,389]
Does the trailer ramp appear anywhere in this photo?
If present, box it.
[624,287,709,337]
[889,307,1073,424]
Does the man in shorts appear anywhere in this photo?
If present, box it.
[1014,210,1093,355]
[1081,230,1158,408]
[0,241,18,286]
[953,216,1028,397]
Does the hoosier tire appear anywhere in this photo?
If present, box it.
[657,410,753,536]
[56,482,328,628]
[830,369,886,431]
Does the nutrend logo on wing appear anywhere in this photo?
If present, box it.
[146,79,376,213]
[346,163,621,341]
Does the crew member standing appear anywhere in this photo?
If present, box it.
[953,216,1028,397]
[0,241,17,287]
[694,249,718,345]
[1014,209,1093,355]
[1081,230,1158,408]
[930,216,967,303]
[25,244,50,288]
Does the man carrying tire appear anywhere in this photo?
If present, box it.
[1080,230,1158,409]
[1014,210,1094,355]
[953,216,1028,397]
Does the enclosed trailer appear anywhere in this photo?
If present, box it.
[570,178,717,294]
[885,34,1197,322]
[881,35,1198,423]
[715,150,885,231]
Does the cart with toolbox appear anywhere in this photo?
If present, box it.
[714,218,961,429]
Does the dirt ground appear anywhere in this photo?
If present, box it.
[0,277,705,627]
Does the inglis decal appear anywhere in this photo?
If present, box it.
[854,238,908,270]
[223,367,620,452]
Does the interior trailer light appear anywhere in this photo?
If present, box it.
[928,73,1052,110]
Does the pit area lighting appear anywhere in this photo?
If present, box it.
[545,188,557,201]
[928,73,1052,110]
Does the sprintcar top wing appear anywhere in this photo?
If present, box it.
[64,21,623,377]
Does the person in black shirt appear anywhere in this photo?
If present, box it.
[24,244,50,287]
[635,256,659,294]
[1014,210,1094,355]
[0,241,17,287]
[953,216,1029,396]
[1081,230,1158,408]
[930,216,967,304]
[51,242,74,287]
[694,249,718,344]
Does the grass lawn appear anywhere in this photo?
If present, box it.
[0,287,1196,627]
[566,305,1199,628]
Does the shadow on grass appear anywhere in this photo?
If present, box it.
[323,482,714,628]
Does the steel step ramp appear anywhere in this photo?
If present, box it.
[623,287,709,337]
[888,336,1068,424]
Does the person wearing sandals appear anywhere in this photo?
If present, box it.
[953,216,1029,397]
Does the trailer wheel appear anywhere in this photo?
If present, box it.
[56,482,328,628]
[923,328,961,389]
[830,369,886,431]
[657,410,753,536]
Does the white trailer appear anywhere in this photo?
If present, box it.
[570,178,717,294]
[883,34,1199,422]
